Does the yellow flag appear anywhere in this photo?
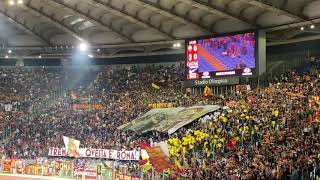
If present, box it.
[273,109,279,117]
[202,159,206,169]
[175,158,182,170]
[151,83,160,89]
[142,163,152,173]
[203,85,212,97]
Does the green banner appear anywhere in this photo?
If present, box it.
[118,105,220,134]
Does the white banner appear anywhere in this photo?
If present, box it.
[48,147,140,161]
[4,104,12,112]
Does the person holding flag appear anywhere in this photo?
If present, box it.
[203,85,212,97]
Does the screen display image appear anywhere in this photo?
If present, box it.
[186,32,256,79]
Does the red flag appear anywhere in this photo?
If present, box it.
[140,143,151,149]
[139,159,148,165]
[226,138,237,150]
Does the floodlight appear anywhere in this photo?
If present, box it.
[310,24,315,29]
[78,42,89,52]
[9,0,15,5]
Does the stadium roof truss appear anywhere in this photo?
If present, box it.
[0,0,320,58]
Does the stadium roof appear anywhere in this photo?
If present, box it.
[0,0,320,58]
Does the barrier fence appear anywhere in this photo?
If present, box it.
[0,158,143,180]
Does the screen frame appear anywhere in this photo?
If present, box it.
[185,30,258,80]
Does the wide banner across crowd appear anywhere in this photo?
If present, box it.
[118,105,220,134]
[48,147,140,161]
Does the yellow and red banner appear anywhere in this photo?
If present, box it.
[148,103,173,109]
[203,85,212,97]
[145,147,173,173]
[25,165,52,176]
[73,104,104,111]
[3,159,11,173]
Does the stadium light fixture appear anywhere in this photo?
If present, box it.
[78,42,89,52]
[173,42,181,48]
[17,0,23,4]
[9,0,15,5]
[97,49,100,52]
[310,24,315,29]
[8,49,12,54]
[300,26,305,31]
[38,55,42,59]
[88,54,93,58]
[5,55,9,58]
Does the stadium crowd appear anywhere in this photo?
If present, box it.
[0,67,68,140]
[169,67,320,179]
[0,60,319,179]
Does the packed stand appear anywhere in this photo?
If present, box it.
[168,64,320,179]
[0,67,69,139]
[0,61,319,179]
[4,63,202,158]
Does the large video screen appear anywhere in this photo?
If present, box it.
[186,32,256,79]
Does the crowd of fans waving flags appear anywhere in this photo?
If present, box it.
[0,62,319,179]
